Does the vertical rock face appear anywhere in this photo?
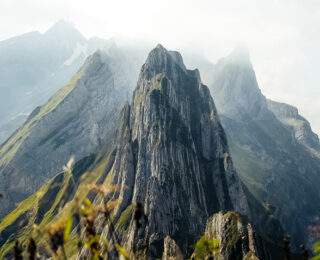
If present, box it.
[204,47,320,249]
[0,47,138,218]
[106,44,249,258]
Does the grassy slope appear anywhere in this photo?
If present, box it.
[0,150,112,259]
[222,111,320,251]
[0,179,53,258]
[229,143,269,199]
[228,125,299,216]
[0,67,84,165]
[0,171,73,258]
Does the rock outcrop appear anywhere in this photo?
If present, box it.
[162,236,184,260]
[192,211,259,260]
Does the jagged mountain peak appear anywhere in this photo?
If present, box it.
[102,45,250,258]
[155,43,165,50]
[44,20,86,43]
[227,44,251,66]
[141,44,187,80]
[45,20,79,34]
[132,45,211,141]
[206,46,267,119]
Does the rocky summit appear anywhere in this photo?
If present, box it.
[101,44,250,258]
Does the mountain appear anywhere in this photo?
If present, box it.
[101,44,250,257]
[204,46,320,249]
[0,45,286,259]
[0,44,139,218]
[0,20,109,144]
[202,45,266,120]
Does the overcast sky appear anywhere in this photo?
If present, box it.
[1,0,320,134]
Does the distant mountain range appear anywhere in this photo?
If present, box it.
[0,20,109,144]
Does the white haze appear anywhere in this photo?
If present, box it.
[1,0,320,134]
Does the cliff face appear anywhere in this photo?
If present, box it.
[204,47,320,249]
[0,47,138,218]
[99,44,250,258]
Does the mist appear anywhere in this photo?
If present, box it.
[1,0,320,134]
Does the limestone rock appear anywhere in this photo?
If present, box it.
[162,236,184,260]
